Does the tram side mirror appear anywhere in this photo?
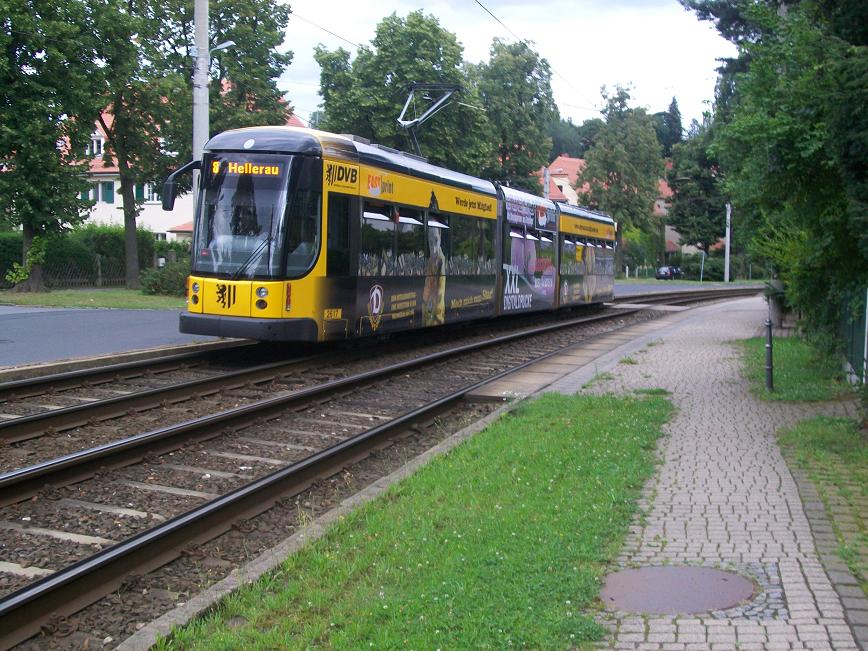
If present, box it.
[161,159,201,212]
[162,179,178,211]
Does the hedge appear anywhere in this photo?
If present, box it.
[0,225,160,283]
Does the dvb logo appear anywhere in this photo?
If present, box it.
[326,163,358,186]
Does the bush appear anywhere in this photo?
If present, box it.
[45,235,95,273]
[140,259,190,296]
[680,253,725,281]
[72,224,155,270]
[0,232,22,285]
[154,238,191,258]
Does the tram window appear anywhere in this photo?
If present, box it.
[327,194,351,276]
[537,231,555,274]
[449,214,494,275]
[285,158,322,277]
[560,235,582,275]
[396,207,425,277]
[360,201,395,276]
[427,213,450,277]
[477,218,495,273]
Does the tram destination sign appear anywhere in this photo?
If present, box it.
[212,160,282,176]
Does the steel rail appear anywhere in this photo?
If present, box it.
[0,354,322,444]
[0,341,256,400]
[0,288,759,507]
[0,305,639,507]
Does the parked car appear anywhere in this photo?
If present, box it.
[655,265,682,280]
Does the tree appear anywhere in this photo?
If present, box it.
[315,11,490,174]
[666,120,725,254]
[701,1,868,334]
[653,97,683,157]
[0,0,104,291]
[97,0,292,288]
[474,40,557,192]
[578,87,663,270]
[548,117,581,160]
[548,116,603,161]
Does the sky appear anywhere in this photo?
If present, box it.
[277,0,738,130]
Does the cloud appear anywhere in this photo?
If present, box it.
[279,0,736,128]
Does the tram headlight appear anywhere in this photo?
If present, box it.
[191,282,200,294]
[256,299,268,310]
[256,286,268,299]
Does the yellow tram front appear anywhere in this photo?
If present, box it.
[178,127,330,341]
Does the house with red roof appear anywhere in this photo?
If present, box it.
[539,154,685,257]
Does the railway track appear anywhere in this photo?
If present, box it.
[0,286,757,649]
[0,287,749,441]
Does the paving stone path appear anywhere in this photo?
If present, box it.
[565,297,864,650]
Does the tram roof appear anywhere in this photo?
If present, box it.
[556,202,615,226]
[205,126,497,197]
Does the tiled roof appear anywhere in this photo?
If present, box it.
[168,221,193,233]
[547,155,585,186]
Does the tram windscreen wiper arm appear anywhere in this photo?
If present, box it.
[231,234,272,280]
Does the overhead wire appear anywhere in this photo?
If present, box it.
[470,0,601,115]
[289,11,362,50]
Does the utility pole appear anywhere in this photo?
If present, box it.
[192,0,209,192]
[724,202,732,282]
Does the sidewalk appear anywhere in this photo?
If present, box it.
[565,296,865,650]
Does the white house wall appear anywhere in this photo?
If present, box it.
[83,178,195,241]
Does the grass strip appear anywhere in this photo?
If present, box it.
[779,417,867,593]
[740,336,853,401]
[0,288,184,310]
[159,393,672,650]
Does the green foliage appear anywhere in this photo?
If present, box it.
[710,3,868,336]
[71,224,156,270]
[778,415,867,594]
[0,232,21,280]
[140,259,189,296]
[475,40,557,191]
[0,287,185,309]
[154,238,190,257]
[667,119,726,254]
[680,252,724,281]
[619,225,657,270]
[740,335,853,401]
[653,97,683,157]
[0,0,104,256]
[579,87,663,267]
[90,0,291,288]
[4,235,46,284]
[548,117,605,161]
[1,226,159,287]
[683,0,868,338]
[315,11,491,175]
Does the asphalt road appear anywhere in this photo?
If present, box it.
[0,305,216,368]
[0,282,753,369]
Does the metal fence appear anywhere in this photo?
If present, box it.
[42,255,127,289]
[840,287,867,384]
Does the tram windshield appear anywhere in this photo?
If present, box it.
[192,154,322,279]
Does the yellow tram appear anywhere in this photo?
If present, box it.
[162,126,616,342]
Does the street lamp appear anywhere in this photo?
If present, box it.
[210,40,235,55]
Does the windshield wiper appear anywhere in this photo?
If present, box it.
[232,234,272,280]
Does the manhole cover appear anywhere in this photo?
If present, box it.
[600,566,754,614]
